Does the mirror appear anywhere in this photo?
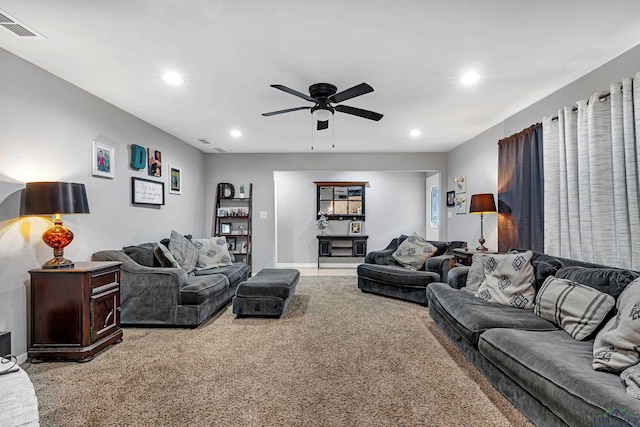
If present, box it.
[315,181,367,221]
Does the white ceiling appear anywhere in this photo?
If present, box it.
[2,1,640,154]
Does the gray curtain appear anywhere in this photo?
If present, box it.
[542,72,640,269]
[497,123,544,252]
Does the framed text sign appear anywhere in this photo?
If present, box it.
[132,177,164,205]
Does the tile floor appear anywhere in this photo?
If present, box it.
[297,267,357,277]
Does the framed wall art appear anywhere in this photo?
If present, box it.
[446,190,455,207]
[132,177,164,205]
[454,176,466,194]
[147,148,162,177]
[169,165,181,194]
[455,197,467,214]
[349,221,362,235]
[92,140,115,179]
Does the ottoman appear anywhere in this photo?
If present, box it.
[232,269,300,317]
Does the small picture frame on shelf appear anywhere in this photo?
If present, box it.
[238,225,246,235]
[241,241,248,253]
[349,221,362,235]
[227,237,236,251]
[220,223,231,234]
[217,208,229,217]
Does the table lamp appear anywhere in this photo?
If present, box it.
[22,182,90,269]
[469,193,496,251]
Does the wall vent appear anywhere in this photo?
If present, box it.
[0,8,46,39]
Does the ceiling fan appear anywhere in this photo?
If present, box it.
[262,82,383,130]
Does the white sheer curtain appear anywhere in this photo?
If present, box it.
[542,72,640,269]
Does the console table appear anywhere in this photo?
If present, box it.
[453,248,498,266]
[317,235,368,268]
[28,261,123,362]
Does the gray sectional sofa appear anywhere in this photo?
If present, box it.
[93,242,249,327]
[427,250,640,426]
[357,235,466,305]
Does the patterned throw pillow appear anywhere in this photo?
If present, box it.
[534,276,615,340]
[168,230,199,274]
[391,233,437,270]
[593,278,640,372]
[475,251,535,309]
[192,236,233,270]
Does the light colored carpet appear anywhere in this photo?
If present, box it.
[26,276,532,426]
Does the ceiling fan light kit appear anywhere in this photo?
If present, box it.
[263,82,383,131]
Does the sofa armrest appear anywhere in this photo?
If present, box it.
[425,255,456,282]
[447,266,470,289]
[93,250,188,324]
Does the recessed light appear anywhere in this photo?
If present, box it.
[409,129,421,137]
[230,129,242,138]
[461,71,480,85]
[162,71,184,85]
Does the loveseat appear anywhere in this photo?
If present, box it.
[427,250,640,426]
[356,235,466,305]
[92,236,250,327]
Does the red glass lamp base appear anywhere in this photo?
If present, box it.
[41,218,75,269]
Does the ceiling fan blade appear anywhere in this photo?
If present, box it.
[329,83,373,104]
[317,120,329,131]
[335,105,383,121]
[262,106,311,116]
[271,84,315,102]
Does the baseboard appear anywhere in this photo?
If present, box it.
[317,263,360,268]
[17,352,27,365]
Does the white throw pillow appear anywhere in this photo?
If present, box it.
[392,233,437,270]
[192,236,234,270]
[534,276,615,340]
[593,278,640,372]
[475,251,535,309]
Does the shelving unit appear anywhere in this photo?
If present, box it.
[214,183,252,270]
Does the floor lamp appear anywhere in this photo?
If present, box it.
[469,193,496,252]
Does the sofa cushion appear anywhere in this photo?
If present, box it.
[476,251,535,309]
[357,263,439,288]
[427,240,450,257]
[479,328,640,427]
[194,262,250,286]
[621,363,640,399]
[426,282,557,346]
[192,236,233,270]
[153,242,179,268]
[122,243,156,267]
[556,266,640,298]
[534,276,615,340]
[392,233,437,270]
[168,230,199,274]
[180,274,229,305]
[593,278,640,372]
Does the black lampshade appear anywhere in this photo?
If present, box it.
[23,182,90,215]
[469,193,496,214]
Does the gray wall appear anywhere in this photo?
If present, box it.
[275,170,429,266]
[447,43,640,250]
[205,153,448,272]
[0,48,208,360]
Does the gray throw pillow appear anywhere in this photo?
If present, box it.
[463,253,489,293]
[191,236,233,270]
[621,363,640,399]
[153,242,179,268]
[593,278,640,372]
[168,230,199,274]
[391,233,437,270]
[534,276,614,340]
[475,251,535,309]
[122,243,156,267]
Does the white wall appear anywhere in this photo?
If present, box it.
[447,43,640,250]
[0,48,208,360]
[205,153,448,272]
[275,170,428,266]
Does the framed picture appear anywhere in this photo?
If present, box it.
[455,197,467,214]
[217,208,229,217]
[227,237,236,251]
[349,221,362,235]
[454,176,466,194]
[147,148,162,177]
[169,165,181,195]
[92,140,115,179]
[220,223,231,234]
[131,177,164,205]
[241,241,248,253]
[446,190,455,207]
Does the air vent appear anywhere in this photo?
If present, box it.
[197,138,212,144]
[0,8,46,39]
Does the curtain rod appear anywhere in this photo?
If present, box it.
[550,91,612,122]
